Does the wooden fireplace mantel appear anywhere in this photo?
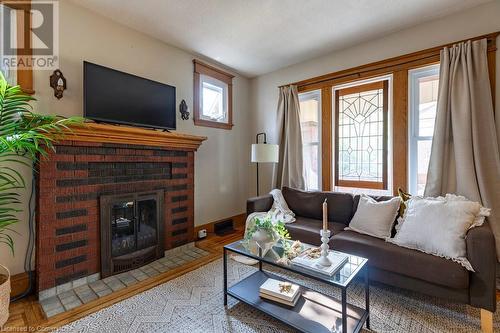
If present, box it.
[62,122,207,150]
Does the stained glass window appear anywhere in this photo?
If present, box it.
[335,81,388,189]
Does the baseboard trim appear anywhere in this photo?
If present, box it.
[194,213,246,238]
[10,271,31,298]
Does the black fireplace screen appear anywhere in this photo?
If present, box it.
[110,198,158,257]
[100,190,164,277]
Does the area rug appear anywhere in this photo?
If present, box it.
[56,258,499,333]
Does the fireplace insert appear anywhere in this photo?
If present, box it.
[100,190,164,277]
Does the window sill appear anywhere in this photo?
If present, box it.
[194,118,233,130]
[337,180,386,190]
[334,186,392,196]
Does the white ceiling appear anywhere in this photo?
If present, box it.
[72,0,491,77]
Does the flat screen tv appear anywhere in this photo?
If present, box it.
[84,61,176,130]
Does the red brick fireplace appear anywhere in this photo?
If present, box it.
[35,123,206,294]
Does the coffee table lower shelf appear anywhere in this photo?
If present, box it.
[227,270,368,333]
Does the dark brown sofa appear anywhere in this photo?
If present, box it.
[247,186,497,314]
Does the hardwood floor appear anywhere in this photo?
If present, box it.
[2,228,244,332]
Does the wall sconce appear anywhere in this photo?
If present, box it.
[179,99,189,120]
[50,69,66,99]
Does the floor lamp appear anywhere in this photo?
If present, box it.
[251,132,279,196]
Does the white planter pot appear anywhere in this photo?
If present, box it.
[0,264,10,328]
[252,229,278,257]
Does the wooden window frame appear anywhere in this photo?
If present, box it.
[193,59,234,130]
[287,31,498,195]
[334,80,388,190]
[1,0,34,94]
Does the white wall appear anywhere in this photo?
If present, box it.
[250,1,500,194]
[1,1,253,275]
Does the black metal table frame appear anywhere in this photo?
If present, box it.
[223,245,370,333]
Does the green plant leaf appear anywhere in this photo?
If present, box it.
[0,70,85,255]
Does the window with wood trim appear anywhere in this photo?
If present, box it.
[292,32,496,195]
[334,80,388,190]
[193,60,234,129]
[299,90,321,191]
[409,64,439,195]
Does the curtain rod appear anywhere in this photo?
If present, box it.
[278,31,499,89]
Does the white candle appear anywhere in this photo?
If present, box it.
[323,199,328,231]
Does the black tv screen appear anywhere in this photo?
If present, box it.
[84,61,176,130]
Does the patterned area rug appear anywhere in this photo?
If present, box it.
[57,258,499,333]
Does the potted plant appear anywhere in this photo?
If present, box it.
[0,71,83,327]
[245,216,290,256]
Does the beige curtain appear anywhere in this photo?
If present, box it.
[425,39,500,259]
[274,85,305,189]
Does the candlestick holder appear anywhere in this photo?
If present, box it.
[318,229,332,266]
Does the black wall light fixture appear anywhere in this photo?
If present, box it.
[179,100,189,120]
[49,69,66,99]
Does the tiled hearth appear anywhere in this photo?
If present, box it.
[39,243,209,317]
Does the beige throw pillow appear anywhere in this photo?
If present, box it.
[387,194,490,271]
[345,195,401,239]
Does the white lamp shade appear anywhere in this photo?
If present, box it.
[251,143,279,163]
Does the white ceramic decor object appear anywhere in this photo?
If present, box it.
[318,229,332,267]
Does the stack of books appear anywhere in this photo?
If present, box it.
[259,278,301,307]
[291,250,349,276]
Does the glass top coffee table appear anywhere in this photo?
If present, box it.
[223,239,369,333]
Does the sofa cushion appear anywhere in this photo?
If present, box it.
[286,216,346,246]
[353,194,399,236]
[282,187,354,225]
[330,230,469,289]
[347,195,401,239]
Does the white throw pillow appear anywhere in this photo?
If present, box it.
[387,194,490,271]
[345,195,401,239]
